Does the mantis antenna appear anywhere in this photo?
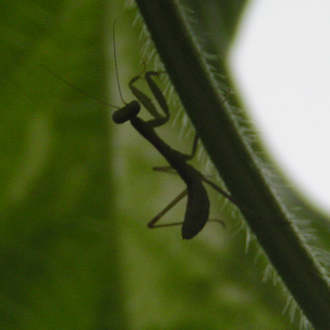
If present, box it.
[40,65,120,110]
[41,19,129,110]
[113,18,127,105]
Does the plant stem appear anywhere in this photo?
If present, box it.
[135,1,330,328]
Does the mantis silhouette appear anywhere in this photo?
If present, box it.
[43,22,237,239]
[112,70,237,239]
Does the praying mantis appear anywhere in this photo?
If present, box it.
[43,23,238,239]
[112,70,237,239]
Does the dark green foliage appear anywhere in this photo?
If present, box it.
[1,0,320,328]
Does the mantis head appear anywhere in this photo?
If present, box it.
[112,100,140,124]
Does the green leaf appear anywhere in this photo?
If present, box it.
[135,1,330,328]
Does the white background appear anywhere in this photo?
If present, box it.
[230,1,330,213]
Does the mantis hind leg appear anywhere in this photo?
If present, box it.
[147,189,188,229]
[147,185,226,234]
[147,188,226,231]
[153,164,236,206]
[200,175,237,206]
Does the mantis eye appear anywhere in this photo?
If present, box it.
[112,101,140,124]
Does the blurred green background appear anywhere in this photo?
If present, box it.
[0,0,310,329]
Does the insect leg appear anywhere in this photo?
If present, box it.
[151,133,198,175]
[170,133,199,161]
[129,74,168,127]
[184,133,199,160]
[144,71,169,121]
[152,165,175,174]
[200,175,237,206]
[147,189,188,229]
